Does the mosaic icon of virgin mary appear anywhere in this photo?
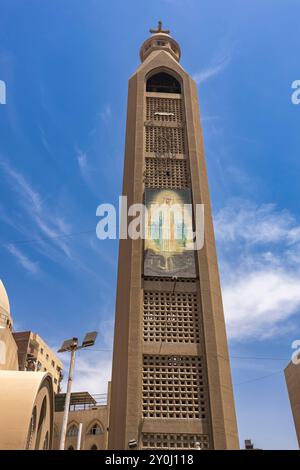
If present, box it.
[144,189,196,278]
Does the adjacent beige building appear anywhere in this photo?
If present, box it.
[13,331,63,393]
[0,280,54,450]
[53,391,109,450]
[0,280,19,371]
[0,278,108,451]
[108,23,239,450]
[0,371,54,450]
[285,360,300,448]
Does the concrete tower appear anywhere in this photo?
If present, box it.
[108,23,239,450]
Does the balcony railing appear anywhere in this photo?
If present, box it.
[69,394,108,411]
[55,392,108,412]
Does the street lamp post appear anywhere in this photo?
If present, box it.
[58,332,98,451]
[76,423,83,450]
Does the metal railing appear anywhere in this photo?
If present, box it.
[68,394,108,411]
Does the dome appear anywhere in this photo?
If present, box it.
[0,280,11,326]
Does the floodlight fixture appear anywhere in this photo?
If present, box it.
[81,331,98,349]
[57,331,98,450]
[57,337,78,353]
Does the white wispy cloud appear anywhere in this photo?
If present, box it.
[215,202,299,246]
[0,160,106,280]
[5,243,39,274]
[0,79,6,105]
[75,148,100,196]
[59,317,114,395]
[1,160,42,212]
[215,200,300,340]
[73,350,111,394]
[193,52,231,85]
[0,159,72,264]
[75,148,93,184]
[223,268,300,340]
[99,104,112,122]
[38,126,50,153]
[76,149,88,174]
[60,350,112,395]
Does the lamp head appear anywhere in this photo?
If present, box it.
[81,331,98,348]
[58,337,78,353]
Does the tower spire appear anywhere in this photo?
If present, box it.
[150,20,170,35]
[141,22,180,62]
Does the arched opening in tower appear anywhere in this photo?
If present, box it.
[146,72,181,94]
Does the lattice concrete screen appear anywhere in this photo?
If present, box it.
[142,433,209,449]
[143,290,201,343]
[142,355,207,419]
[145,125,185,156]
[144,157,189,189]
[146,96,184,123]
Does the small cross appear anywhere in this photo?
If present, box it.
[150,21,170,35]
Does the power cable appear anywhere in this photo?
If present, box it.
[1,229,95,247]
[235,370,282,386]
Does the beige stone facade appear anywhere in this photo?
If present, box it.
[285,361,300,447]
[0,371,54,449]
[0,280,63,393]
[0,280,55,450]
[0,280,19,371]
[108,26,239,450]
[53,392,109,450]
[13,330,63,393]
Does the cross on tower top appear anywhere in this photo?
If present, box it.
[150,21,170,35]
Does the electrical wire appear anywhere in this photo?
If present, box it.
[2,229,95,247]
[81,349,290,361]
[69,349,289,386]
[80,348,291,361]
[231,355,289,361]
[235,370,282,386]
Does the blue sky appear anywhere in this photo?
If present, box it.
[0,0,299,449]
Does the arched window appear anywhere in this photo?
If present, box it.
[53,425,59,438]
[43,431,49,450]
[146,72,181,94]
[34,396,47,450]
[67,424,78,437]
[67,445,74,450]
[25,406,37,450]
[88,423,103,435]
[90,444,98,450]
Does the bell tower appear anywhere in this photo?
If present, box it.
[108,23,239,450]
